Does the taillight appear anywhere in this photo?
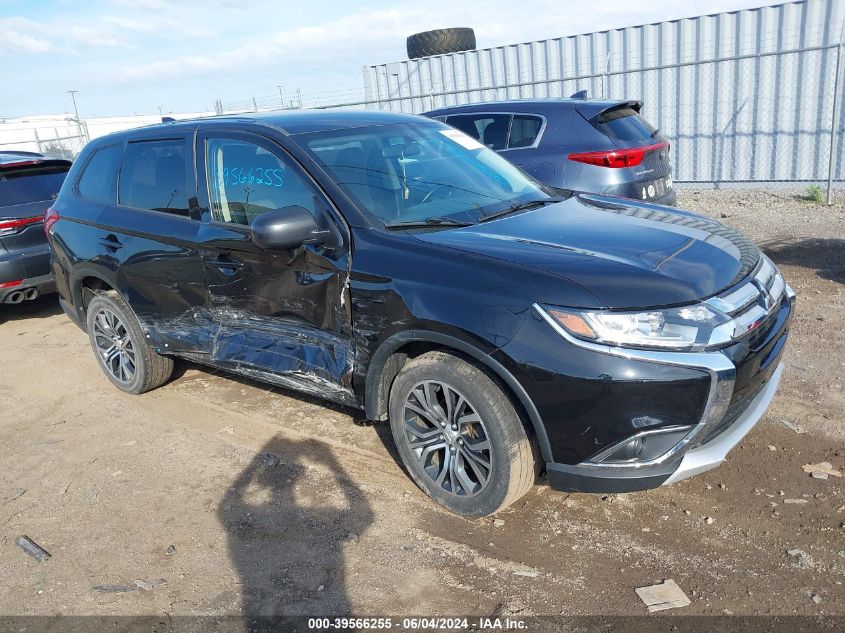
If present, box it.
[44,207,60,237]
[0,215,43,236]
[567,141,669,168]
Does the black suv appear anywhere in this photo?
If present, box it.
[48,111,793,516]
[1,151,71,305]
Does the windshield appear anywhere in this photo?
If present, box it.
[296,122,551,228]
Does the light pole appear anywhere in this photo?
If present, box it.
[67,90,87,142]
[276,85,284,108]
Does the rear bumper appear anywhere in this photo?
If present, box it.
[0,270,54,303]
[0,246,53,302]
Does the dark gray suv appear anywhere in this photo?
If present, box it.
[1,151,71,305]
[425,98,676,206]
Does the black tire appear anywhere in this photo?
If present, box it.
[388,351,535,516]
[86,291,173,395]
[406,28,476,60]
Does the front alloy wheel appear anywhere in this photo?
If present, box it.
[389,351,536,516]
[402,380,493,497]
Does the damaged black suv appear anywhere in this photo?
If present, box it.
[48,111,793,516]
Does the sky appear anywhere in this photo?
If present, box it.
[0,0,782,119]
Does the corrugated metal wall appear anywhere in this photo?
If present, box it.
[363,0,845,183]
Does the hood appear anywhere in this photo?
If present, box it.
[416,194,760,309]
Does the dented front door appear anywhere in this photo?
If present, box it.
[195,130,354,404]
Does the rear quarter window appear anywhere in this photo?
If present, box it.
[593,106,658,143]
[508,115,543,148]
[76,144,122,204]
[446,114,510,150]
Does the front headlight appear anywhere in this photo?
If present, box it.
[541,255,789,352]
[544,304,733,351]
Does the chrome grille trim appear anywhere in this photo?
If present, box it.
[706,257,786,346]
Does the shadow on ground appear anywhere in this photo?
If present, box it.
[761,237,845,284]
[218,435,374,617]
[0,293,63,324]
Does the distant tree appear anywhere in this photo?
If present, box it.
[41,140,75,160]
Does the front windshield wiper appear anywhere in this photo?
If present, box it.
[478,197,563,223]
[383,217,475,230]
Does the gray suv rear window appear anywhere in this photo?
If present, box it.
[0,166,68,206]
[594,106,658,143]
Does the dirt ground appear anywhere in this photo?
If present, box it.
[0,189,843,621]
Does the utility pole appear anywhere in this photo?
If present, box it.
[297,88,303,109]
[827,16,845,205]
[67,90,87,142]
[276,85,284,108]
[158,105,163,117]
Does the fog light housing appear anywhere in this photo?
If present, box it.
[589,426,693,465]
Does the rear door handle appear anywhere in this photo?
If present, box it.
[98,235,123,252]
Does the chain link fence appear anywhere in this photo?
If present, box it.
[0,118,89,160]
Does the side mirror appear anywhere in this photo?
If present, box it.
[250,205,325,249]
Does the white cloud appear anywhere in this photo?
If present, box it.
[0,17,56,53]
[103,16,158,32]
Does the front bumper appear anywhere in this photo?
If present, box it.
[546,360,783,492]
[662,362,782,484]
[533,283,793,494]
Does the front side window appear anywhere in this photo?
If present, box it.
[205,138,318,226]
[118,139,189,215]
[77,144,122,204]
[446,114,511,150]
[298,121,550,227]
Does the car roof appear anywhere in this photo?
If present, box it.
[424,98,641,119]
[93,109,431,144]
[0,151,72,168]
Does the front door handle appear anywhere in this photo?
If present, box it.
[206,257,244,273]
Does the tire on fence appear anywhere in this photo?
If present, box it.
[406,28,476,59]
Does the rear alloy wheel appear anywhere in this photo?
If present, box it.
[389,351,536,516]
[86,291,173,395]
[92,307,137,384]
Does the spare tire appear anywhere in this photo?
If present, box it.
[407,27,476,59]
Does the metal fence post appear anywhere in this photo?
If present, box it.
[827,17,845,206]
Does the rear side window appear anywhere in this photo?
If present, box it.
[77,145,122,204]
[0,165,69,206]
[118,139,189,216]
[593,106,658,142]
[508,115,543,148]
[446,114,510,150]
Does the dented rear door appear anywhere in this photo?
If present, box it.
[195,130,354,404]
